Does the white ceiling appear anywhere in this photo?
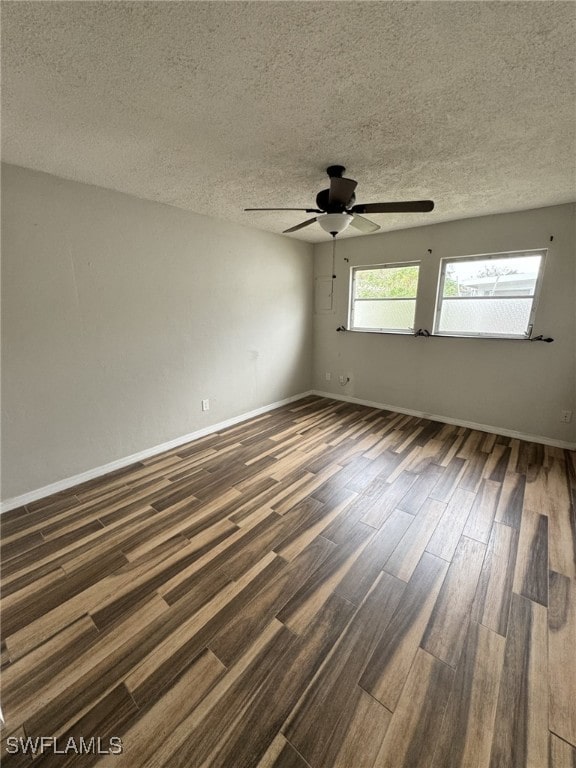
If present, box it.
[2,1,575,242]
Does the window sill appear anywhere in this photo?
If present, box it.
[340,328,553,342]
[348,328,414,335]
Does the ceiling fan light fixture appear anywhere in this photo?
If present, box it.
[317,213,353,235]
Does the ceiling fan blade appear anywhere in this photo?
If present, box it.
[245,207,321,212]
[283,217,318,234]
[329,177,358,207]
[350,214,381,233]
[351,200,434,214]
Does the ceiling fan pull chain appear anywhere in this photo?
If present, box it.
[332,235,336,279]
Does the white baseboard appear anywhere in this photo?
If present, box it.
[0,391,314,514]
[311,390,576,451]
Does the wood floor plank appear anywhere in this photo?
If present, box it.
[135,620,287,768]
[284,572,405,767]
[156,511,281,603]
[52,480,174,536]
[270,497,333,553]
[383,498,446,581]
[384,438,435,480]
[495,472,526,529]
[360,551,448,710]
[3,591,168,735]
[396,465,444,515]
[345,450,402,493]
[550,735,576,768]
[488,444,511,483]
[2,549,129,643]
[373,648,454,768]
[4,522,228,658]
[1,517,124,580]
[124,554,283,707]
[2,615,100,714]
[26,684,138,768]
[390,426,425,457]
[457,430,485,460]
[255,735,293,768]
[429,456,467,502]
[207,594,356,768]
[512,508,548,605]
[94,649,225,768]
[438,431,467,467]
[2,500,154,589]
[168,594,357,768]
[335,509,413,605]
[275,492,355,562]
[549,571,576,747]
[463,478,501,544]
[271,465,341,514]
[266,740,310,768]
[489,593,549,768]
[508,439,521,474]
[0,530,45,562]
[422,535,486,667]
[1,726,35,767]
[1,640,10,670]
[481,441,505,479]
[209,536,335,667]
[359,472,417,528]
[459,449,489,493]
[430,621,505,768]
[313,458,374,501]
[545,459,575,579]
[472,521,519,637]
[525,456,571,515]
[276,522,374,635]
[25,493,80,516]
[322,689,392,768]
[426,487,476,561]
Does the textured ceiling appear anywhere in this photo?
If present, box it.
[2,1,575,242]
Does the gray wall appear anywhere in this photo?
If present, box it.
[1,164,313,500]
[2,165,574,504]
[313,204,576,445]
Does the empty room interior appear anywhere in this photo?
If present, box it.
[1,2,576,767]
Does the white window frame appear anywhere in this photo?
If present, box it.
[349,261,421,334]
[433,249,547,339]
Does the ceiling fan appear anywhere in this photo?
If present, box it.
[245,165,434,237]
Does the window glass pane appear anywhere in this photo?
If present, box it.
[355,265,419,300]
[437,298,533,336]
[351,263,420,332]
[354,299,416,330]
[443,256,541,298]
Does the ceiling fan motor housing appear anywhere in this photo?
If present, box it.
[316,188,356,212]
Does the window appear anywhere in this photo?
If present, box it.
[350,262,420,333]
[434,251,546,338]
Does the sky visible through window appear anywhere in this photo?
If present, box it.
[445,255,541,283]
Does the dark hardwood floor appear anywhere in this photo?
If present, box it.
[1,396,575,767]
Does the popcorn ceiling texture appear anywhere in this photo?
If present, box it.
[2,1,575,242]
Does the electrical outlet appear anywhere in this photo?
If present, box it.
[202,399,210,412]
[325,372,331,381]
[561,410,572,423]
